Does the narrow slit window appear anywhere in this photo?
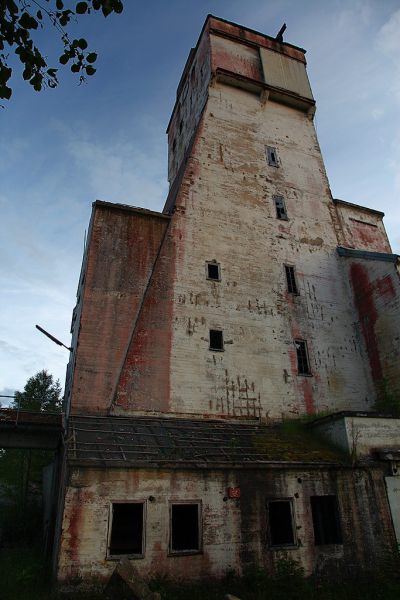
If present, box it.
[170,503,200,553]
[266,146,279,167]
[285,265,298,295]
[274,196,288,220]
[206,262,221,281]
[209,329,224,351]
[295,340,311,375]
[311,496,342,545]
[109,503,144,556]
[267,500,296,547]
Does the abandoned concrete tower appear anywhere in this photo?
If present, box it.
[56,15,400,583]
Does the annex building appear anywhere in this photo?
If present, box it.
[55,15,400,584]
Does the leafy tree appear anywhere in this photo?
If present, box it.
[0,0,124,100]
[12,369,62,412]
[0,370,62,545]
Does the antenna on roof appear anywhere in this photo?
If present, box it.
[276,23,287,43]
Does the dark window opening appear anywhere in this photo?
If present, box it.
[170,503,200,552]
[109,503,144,556]
[311,495,342,545]
[295,340,311,375]
[266,146,279,167]
[209,329,224,351]
[207,262,221,281]
[267,500,295,547]
[285,265,298,295]
[274,196,288,220]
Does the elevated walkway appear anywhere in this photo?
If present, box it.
[0,409,63,449]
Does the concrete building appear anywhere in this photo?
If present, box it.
[55,15,400,585]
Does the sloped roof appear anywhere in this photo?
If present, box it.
[67,415,346,469]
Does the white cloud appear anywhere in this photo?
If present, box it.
[377,8,400,54]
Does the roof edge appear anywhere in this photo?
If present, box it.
[333,198,385,217]
[93,200,170,220]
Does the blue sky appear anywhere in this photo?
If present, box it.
[1,0,399,403]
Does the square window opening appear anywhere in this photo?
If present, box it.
[109,503,144,556]
[207,262,221,281]
[170,503,200,553]
[285,265,298,295]
[274,196,288,220]
[209,329,224,351]
[311,495,342,545]
[295,340,311,375]
[267,500,296,547]
[266,146,279,167]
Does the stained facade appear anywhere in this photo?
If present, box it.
[55,15,400,584]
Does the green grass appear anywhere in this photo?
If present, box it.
[1,547,399,600]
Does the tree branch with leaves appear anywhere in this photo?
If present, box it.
[0,0,123,100]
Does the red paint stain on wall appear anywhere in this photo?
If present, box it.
[300,378,315,415]
[350,222,391,254]
[350,263,383,383]
[66,490,83,562]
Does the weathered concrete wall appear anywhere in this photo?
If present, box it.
[210,33,263,82]
[312,415,400,457]
[334,200,391,254]
[164,83,375,419]
[167,27,211,185]
[57,465,395,583]
[344,257,400,397]
[69,203,169,415]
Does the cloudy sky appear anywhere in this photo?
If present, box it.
[1,0,399,404]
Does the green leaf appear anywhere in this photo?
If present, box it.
[71,63,81,73]
[47,68,58,77]
[75,2,88,14]
[85,65,96,76]
[22,67,32,81]
[0,85,12,100]
[86,52,97,63]
[36,10,43,20]
[77,38,88,50]
[114,1,124,14]
[6,0,18,14]
[59,53,69,65]
[56,0,64,9]
[19,12,39,30]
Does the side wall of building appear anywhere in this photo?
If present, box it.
[69,204,169,415]
[343,256,400,398]
[57,465,395,583]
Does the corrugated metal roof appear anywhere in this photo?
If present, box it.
[67,415,345,468]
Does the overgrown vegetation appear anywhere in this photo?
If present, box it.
[374,379,400,417]
[1,551,400,600]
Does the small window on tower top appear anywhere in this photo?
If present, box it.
[206,262,221,281]
[209,329,224,351]
[266,146,279,167]
[285,265,298,295]
[274,196,288,220]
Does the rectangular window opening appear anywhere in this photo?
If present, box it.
[170,503,200,553]
[209,329,224,351]
[266,145,279,167]
[311,495,342,545]
[109,503,144,556]
[274,196,288,220]
[285,265,298,295]
[206,262,221,281]
[295,340,311,375]
[267,500,296,547]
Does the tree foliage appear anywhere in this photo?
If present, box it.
[12,369,62,412]
[0,0,124,100]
